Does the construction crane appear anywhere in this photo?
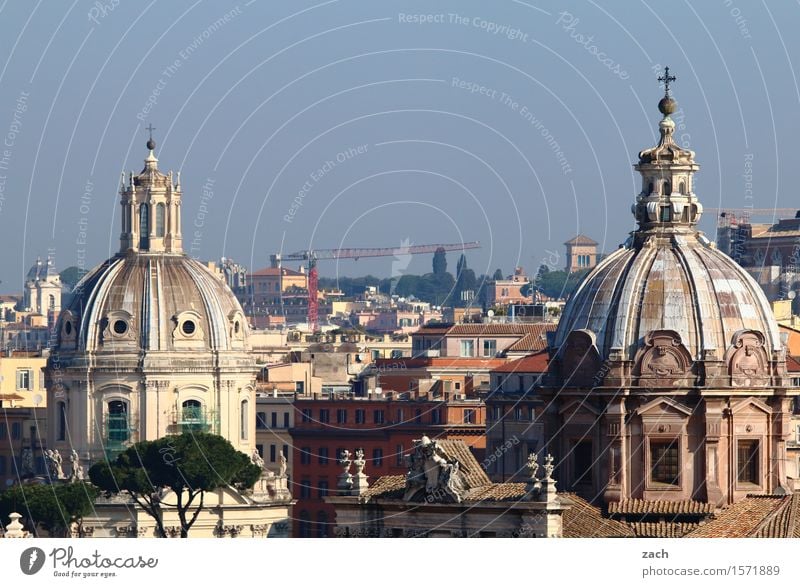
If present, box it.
[274,241,481,332]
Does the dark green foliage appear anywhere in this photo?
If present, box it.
[89,433,260,538]
[0,482,99,537]
[59,266,87,291]
[395,272,455,305]
[317,275,391,297]
[492,268,504,280]
[432,248,447,275]
[531,269,590,300]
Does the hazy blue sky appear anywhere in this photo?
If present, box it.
[0,0,797,291]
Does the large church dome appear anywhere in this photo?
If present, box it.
[47,137,256,464]
[551,87,784,388]
[56,141,249,354]
[61,254,249,353]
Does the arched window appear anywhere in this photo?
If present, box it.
[181,399,205,433]
[57,401,67,441]
[139,204,149,249]
[679,181,686,195]
[155,203,165,237]
[48,295,55,310]
[241,399,249,440]
[107,400,129,446]
[648,181,654,194]
[663,181,671,195]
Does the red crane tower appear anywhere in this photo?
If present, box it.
[275,241,481,332]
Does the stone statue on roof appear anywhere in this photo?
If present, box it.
[403,435,466,503]
[251,448,264,469]
[278,451,287,477]
[69,449,84,481]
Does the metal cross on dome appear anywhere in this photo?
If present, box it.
[146,123,156,140]
[658,66,676,96]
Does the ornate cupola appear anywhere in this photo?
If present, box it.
[631,67,702,242]
[119,127,183,254]
[541,68,797,508]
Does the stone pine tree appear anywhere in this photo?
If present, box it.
[89,433,262,538]
[493,268,504,280]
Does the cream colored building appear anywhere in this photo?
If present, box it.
[0,353,47,408]
[85,480,292,538]
[23,256,62,316]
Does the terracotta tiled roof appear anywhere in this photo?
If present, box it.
[608,498,715,516]
[491,351,549,373]
[361,475,406,498]
[686,494,800,538]
[364,439,491,501]
[506,326,556,353]
[564,234,598,246]
[414,325,452,335]
[436,439,491,487]
[447,323,550,336]
[561,493,634,538]
[628,521,699,538]
[466,483,527,502]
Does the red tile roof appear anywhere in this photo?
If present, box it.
[628,521,699,538]
[608,498,715,516]
[561,493,634,538]
[506,325,556,353]
[564,234,598,246]
[686,495,800,538]
[491,351,549,373]
[447,323,552,336]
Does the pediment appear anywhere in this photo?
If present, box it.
[730,396,772,416]
[559,398,602,416]
[636,396,693,417]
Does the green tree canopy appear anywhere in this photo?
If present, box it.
[89,433,261,538]
[0,482,99,537]
[492,268,504,280]
[59,266,87,291]
[533,269,590,300]
[432,248,447,275]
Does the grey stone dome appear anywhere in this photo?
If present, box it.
[552,232,781,363]
[550,87,786,390]
[57,252,250,354]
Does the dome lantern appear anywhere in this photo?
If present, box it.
[119,126,182,254]
[632,67,703,239]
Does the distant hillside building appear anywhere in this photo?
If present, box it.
[564,234,598,272]
[485,267,531,306]
[23,256,62,325]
